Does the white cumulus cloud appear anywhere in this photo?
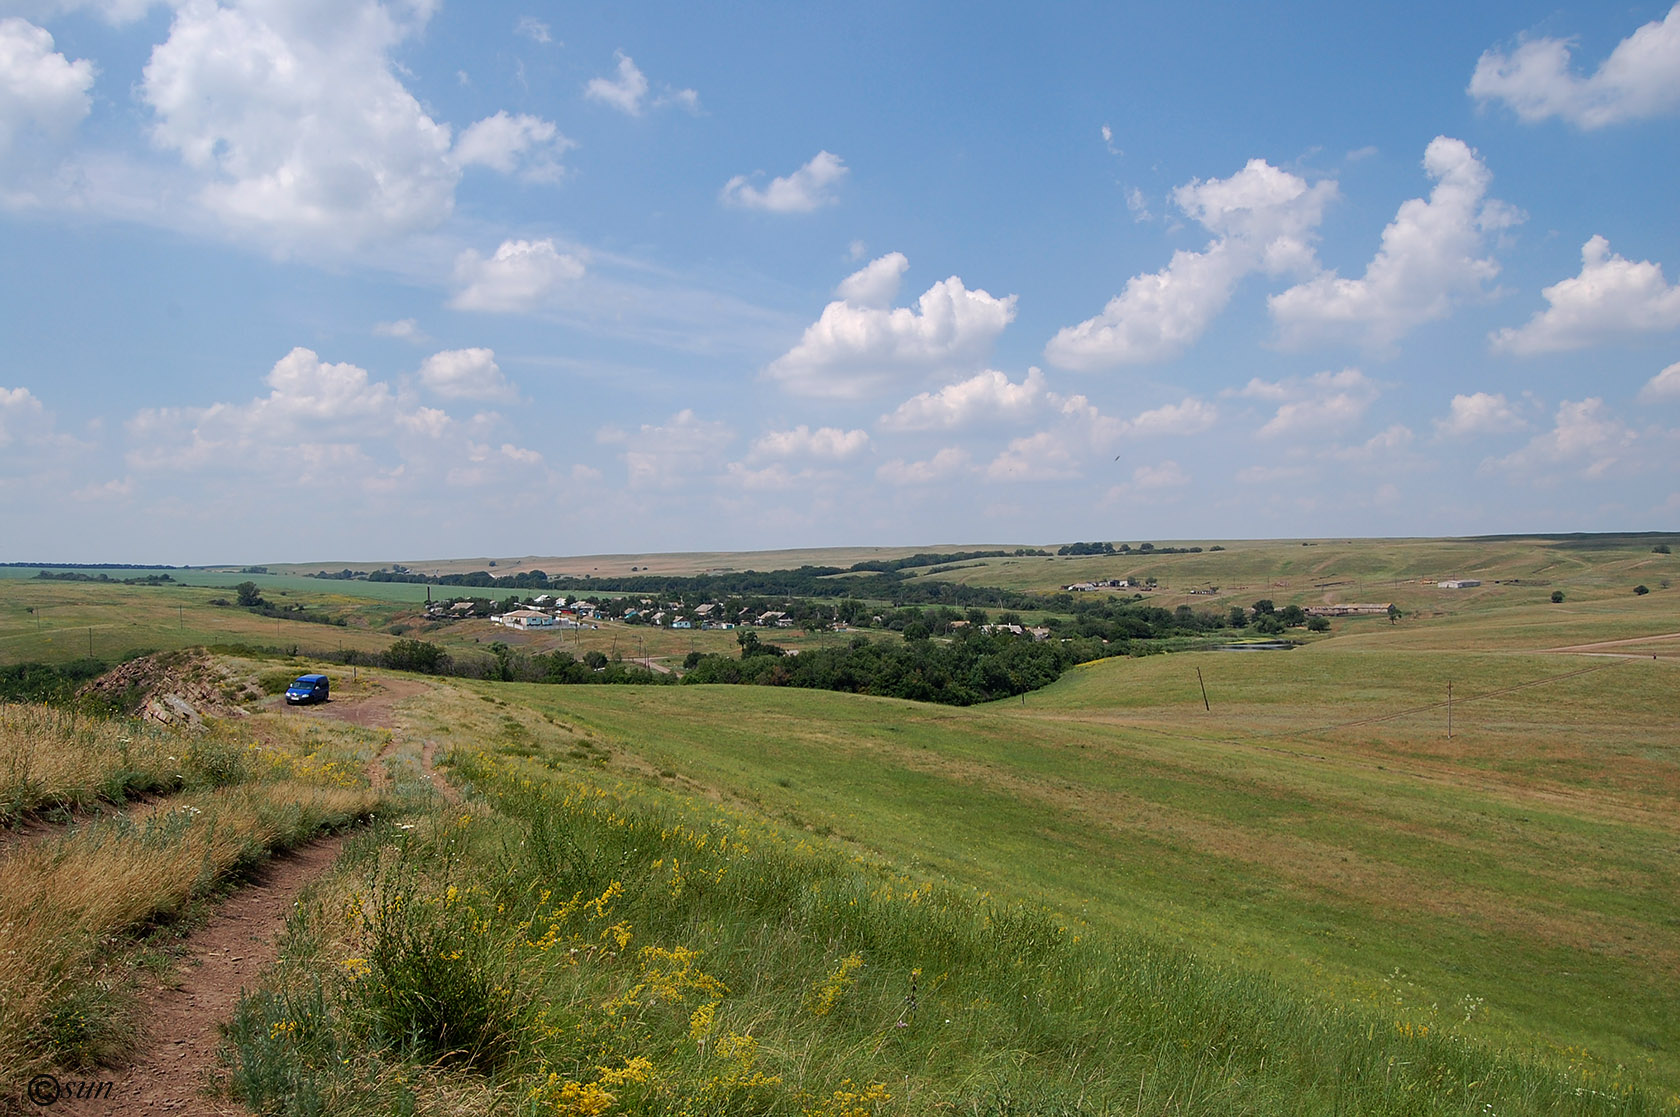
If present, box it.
[982,392,1211,483]
[583,51,696,116]
[1470,4,1680,129]
[1269,137,1518,350]
[454,111,572,181]
[1126,461,1190,490]
[585,51,649,114]
[766,261,1017,399]
[747,425,869,462]
[139,0,466,249]
[1229,368,1380,440]
[1046,158,1336,369]
[1434,392,1527,436]
[120,346,554,501]
[835,251,906,308]
[0,18,94,161]
[0,385,49,449]
[877,447,971,486]
[450,238,585,313]
[1123,397,1218,437]
[1494,398,1638,479]
[609,409,733,490]
[1491,236,1680,354]
[721,150,847,213]
[374,317,422,340]
[1641,360,1680,402]
[880,367,1046,431]
[418,348,518,402]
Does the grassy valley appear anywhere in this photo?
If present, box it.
[0,534,1674,1113]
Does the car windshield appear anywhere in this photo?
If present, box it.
[291,678,317,687]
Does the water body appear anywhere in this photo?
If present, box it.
[1212,641,1298,652]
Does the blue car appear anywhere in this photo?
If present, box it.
[285,673,330,705]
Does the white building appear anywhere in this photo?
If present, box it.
[497,609,556,629]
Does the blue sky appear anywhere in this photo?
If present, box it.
[2,0,1678,562]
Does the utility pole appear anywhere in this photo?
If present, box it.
[1197,667,1210,712]
[1447,681,1454,739]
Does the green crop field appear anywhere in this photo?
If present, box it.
[0,565,438,602]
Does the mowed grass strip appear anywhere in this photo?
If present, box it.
[397,647,1679,1096]
[0,709,382,1086]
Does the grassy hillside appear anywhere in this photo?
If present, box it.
[228,676,1668,1114]
[389,638,1677,1099]
[924,535,1676,613]
[5,535,1676,1109]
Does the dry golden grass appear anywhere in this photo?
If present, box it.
[0,708,381,1088]
[0,705,187,825]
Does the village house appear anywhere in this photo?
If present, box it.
[497,608,556,630]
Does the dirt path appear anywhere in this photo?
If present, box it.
[420,738,461,804]
[286,674,432,730]
[52,673,446,1116]
[1544,630,1680,654]
[55,836,348,1117]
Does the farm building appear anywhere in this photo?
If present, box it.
[1305,603,1394,617]
[1437,579,1482,589]
[497,609,556,629]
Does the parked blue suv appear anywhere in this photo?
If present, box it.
[285,674,330,705]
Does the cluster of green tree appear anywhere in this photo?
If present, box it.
[844,549,1044,573]
[378,568,554,588]
[1223,599,1337,634]
[1056,541,1207,556]
[0,658,113,705]
[530,567,1049,611]
[3,562,179,570]
[680,629,1089,705]
[1057,597,1225,642]
[33,570,178,585]
[309,561,1054,611]
[525,650,674,686]
[1122,542,1204,555]
[222,581,347,627]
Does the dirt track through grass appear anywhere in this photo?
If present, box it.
[45,675,444,1116]
[55,835,350,1117]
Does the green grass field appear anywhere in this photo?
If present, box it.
[0,565,438,602]
[397,640,1678,1096]
[5,536,1677,1107]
